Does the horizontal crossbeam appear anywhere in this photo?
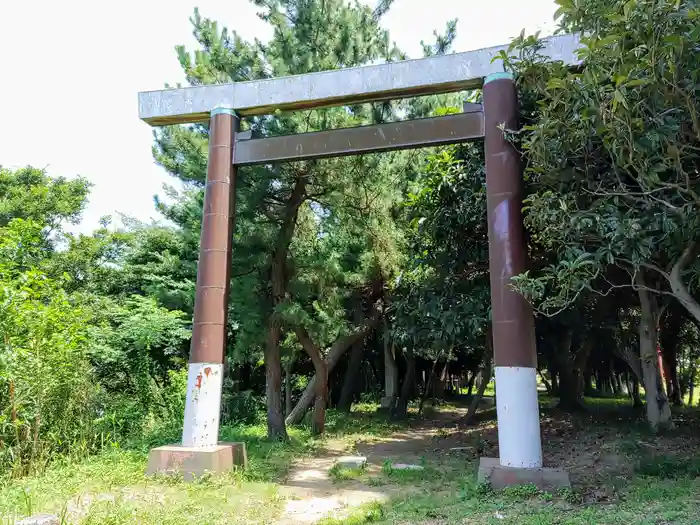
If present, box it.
[233,112,484,166]
[139,34,580,126]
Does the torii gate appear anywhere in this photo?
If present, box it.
[142,34,579,487]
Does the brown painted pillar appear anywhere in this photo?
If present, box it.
[483,72,542,468]
[182,107,239,448]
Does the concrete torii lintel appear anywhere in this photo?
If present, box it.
[138,33,580,126]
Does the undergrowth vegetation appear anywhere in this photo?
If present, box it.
[1,399,699,524]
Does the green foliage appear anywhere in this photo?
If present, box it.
[317,502,384,524]
[0,167,197,477]
[500,483,541,501]
[90,296,189,402]
[328,462,366,482]
[379,462,436,484]
[0,220,98,477]
[0,166,90,230]
[221,390,266,426]
[559,487,583,505]
[504,1,700,319]
[392,142,490,364]
[77,294,190,441]
[155,1,415,378]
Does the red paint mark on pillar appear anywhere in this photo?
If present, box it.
[204,367,212,377]
[195,373,203,390]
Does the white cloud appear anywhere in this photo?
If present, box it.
[0,0,555,234]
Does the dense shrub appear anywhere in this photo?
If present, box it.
[0,219,191,477]
[0,222,99,476]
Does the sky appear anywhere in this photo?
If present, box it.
[0,0,556,234]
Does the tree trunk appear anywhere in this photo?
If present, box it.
[394,346,416,419]
[556,330,588,411]
[538,368,552,394]
[637,272,674,431]
[466,373,476,397]
[583,369,595,396]
[687,357,697,406]
[678,360,687,400]
[381,319,399,410]
[661,334,683,406]
[418,352,442,416]
[610,363,621,396]
[688,366,696,406]
[264,177,307,441]
[285,307,382,425]
[337,340,364,412]
[626,373,633,399]
[294,327,328,435]
[284,357,294,417]
[618,374,627,395]
[668,361,682,406]
[266,317,288,440]
[266,245,288,440]
[666,240,700,325]
[632,375,643,407]
[462,327,493,426]
[337,307,366,412]
[434,356,450,401]
[559,365,585,409]
[660,306,683,406]
[551,371,559,395]
[599,364,613,397]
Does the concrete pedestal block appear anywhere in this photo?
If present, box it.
[477,457,570,490]
[147,442,247,480]
[336,456,367,469]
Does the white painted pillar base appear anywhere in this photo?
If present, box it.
[182,363,224,447]
[494,366,543,468]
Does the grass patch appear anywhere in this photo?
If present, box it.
[219,423,315,482]
[0,449,282,525]
[327,474,700,524]
[324,408,404,438]
[379,460,440,485]
[3,402,700,524]
[0,422,314,524]
[636,454,700,479]
[328,463,366,482]
[0,409,405,524]
[500,483,541,501]
[316,501,384,524]
[583,395,635,408]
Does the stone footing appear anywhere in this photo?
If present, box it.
[147,442,247,480]
[477,457,570,490]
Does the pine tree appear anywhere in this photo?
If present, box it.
[154,0,408,439]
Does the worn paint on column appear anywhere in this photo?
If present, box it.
[182,362,224,447]
[183,107,238,447]
[483,72,543,469]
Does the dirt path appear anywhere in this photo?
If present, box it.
[277,454,388,524]
[275,435,386,524]
[275,404,476,524]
